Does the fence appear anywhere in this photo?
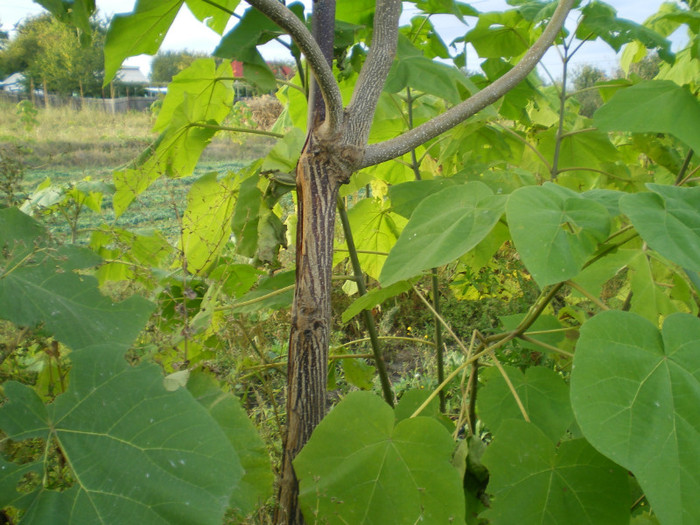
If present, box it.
[0,91,155,113]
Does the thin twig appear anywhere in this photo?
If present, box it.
[361,0,576,167]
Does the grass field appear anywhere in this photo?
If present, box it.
[0,99,276,241]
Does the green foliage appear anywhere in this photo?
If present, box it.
[571,311,700,525]
[594,80,700,153]
[506,183,611,287]
[0,209,264,523]
[380,182,506,286]
[3,0,700,523]
[294,391,465,524]
[0,13,106,96]
[481,420,630,525]
[478,366,573,444]
[620,184,700,272]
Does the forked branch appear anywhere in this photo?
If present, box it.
[360,0,576,168]
[246,0,344,132]
[345,0,403,146]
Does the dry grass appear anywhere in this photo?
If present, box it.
[244,95,284,130]
[1,100,156,168]
[0,98,277,169]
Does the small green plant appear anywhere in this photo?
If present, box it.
[15,101,38,132]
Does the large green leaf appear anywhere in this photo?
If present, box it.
[341,280,413,323]
[594,81,700,154]
[0,209,245,524]
[620,184,700,272]
[388,176,467,218]
[154,59,235,133]
[114,60,234,215]
[577,2,672,61]
[180,171,237,275]
[294,391,465,524]
[229,269,295,314]
[185,0,240,34]
[481,420,630,525]
[506,183,611,287]
[384,36,475,104]
[34,0,96,37]
[187,371,273,516]
[104,0,184,82]
[0,367,242,524]
[343,198,407,281]
[571,311,700,525]
[478,365,574,444]
[231,170,264,258]
[214,4,304,91]
[0,208,153,351]
[462,9,530,59]
[380,182,506,286]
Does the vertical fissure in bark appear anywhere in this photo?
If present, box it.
[276,2,342,522]
[277,131,360,522]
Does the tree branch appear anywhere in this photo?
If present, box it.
[245,0,344,132]
[360,0,575,168]
[345,0,403,146]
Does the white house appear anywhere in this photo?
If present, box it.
[0,72,25,92]
[115,66,148,85]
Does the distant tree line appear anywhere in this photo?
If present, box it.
[571,54,661,117]
[0,14,108,98]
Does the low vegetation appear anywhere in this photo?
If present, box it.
[1,1,699,524]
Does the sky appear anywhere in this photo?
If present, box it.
[0,0,688,80]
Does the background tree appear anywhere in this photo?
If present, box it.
[150,49,209,84]
[571,64,607,117]
[623,51,662,79]
[0,14,105,97]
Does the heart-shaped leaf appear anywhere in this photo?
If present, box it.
[295,391,464,524]
[594,80,700,153]
[478,365,573,444]
[571,311,700,525]
[506,183,611,287]
[620,184,700,272]
[380,182,506,286]
[481,420,629,525]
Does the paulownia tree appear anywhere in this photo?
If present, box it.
[24,0,575,522]
[239,0,575,521]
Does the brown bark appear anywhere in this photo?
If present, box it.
[276,133,359,523]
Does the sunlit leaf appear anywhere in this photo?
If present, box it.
[595,81,700,154]
[577,1,672,61]
[506,183,611,287]
[381,182,505,286]
[343,198,407,281]
[180,172,237,275]
[104,0,185,83]
[620,184,700,272]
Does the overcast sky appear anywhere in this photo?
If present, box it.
[1,0,688,79]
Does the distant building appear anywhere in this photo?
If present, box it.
[116,66,148,85]
[0,72,26,92]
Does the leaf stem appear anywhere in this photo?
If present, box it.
[565,280,610,311]
[189,122,285,138]
[337,197,394,406]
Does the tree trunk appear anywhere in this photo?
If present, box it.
[275,1,341,522]
[276,135,343,523]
